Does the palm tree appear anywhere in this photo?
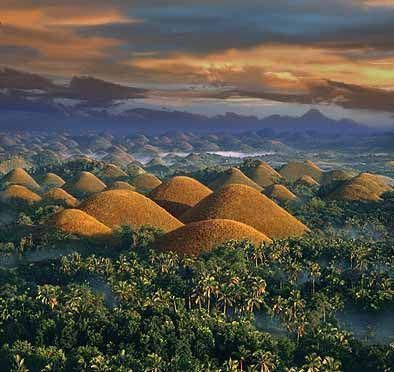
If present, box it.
[144,289,172,312]
[250,243,267,267]
[313,293,331,322]
[295,315,307,342]
[271,296,285,317]
[222,358,239,371]
[244,277,267,313]
[197,273,219,314]
[321,356,342,371]
[307,262,321,295]
[145,352,163,372]
[251,351,277,372]
[37,285,60,310]
[12,355,28,372]
[301,353,323,372]
[252,278,267,297]
[287,261,302,285]
[113,280,135,302]
[218,283,235,317]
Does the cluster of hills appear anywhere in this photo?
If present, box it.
[0,130,293,166]
[1,129,393,185]
[1,155,392,256]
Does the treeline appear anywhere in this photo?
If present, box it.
[0,223,393,370]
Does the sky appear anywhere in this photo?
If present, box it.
[1,0,394,126]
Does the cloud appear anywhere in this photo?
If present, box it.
[126,41,394,112]
[128,43,394,90]
[0,5,140,28]
[213,80,394,113]
[0,23,119,69]
[362,0,394,7]
[0,4,131,76]
[0,0,393,115]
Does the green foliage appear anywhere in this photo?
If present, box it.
[0,191,393,371]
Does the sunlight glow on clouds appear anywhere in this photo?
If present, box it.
[129,44,394,92]
[362,0,394,7]
[1,7,140,28]
[0,0,393,114]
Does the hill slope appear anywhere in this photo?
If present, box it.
[243,161,282,187]
[150,176,213,217]
[279,160,323,182]
[51,209,112,239]
[79,189,183,232]
[44,188,79,207]
[41,173,66,189]
[1,168,40,191]
[155,219,271,256]
[133,173,162,193]
[264,184,298,202]
[64,171,107,197]
[209,168,262,191]
[1,185,42,205]
[329,173,392,201]
[181,184,309,238]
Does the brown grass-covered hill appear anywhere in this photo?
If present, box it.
[279,160,322,182]
[328,172,393,201]
[264,184,298,202]
[149,176,213,217]
[79,189,183,232]
[133,173,162,193]
[1,168,40,191]
[51,209,112,239]
[146,156,165,168]
[296,175,320,187]
[244,161,282,187]
[103,146,135,166]
[1,184,42,206]
[181,184,309,239]
[155,219,271,256]
[0,157,30,176]
[321,169,354,185]
[98,164,128,181]
[41,172,66,190]
[64,171,107,197]
[109,181,136,191]
[44,188,79,207]
[127,163,146,178]
[209,168,262,191]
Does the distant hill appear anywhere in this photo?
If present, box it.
[257,109,364,133]
[0,67,54,90]
[68,76,146,102]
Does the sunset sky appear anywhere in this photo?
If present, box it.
[1,0,394,125]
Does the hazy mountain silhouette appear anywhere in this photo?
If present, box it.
[0,68,377,135]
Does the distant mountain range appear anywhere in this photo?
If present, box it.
[0,67,384,135]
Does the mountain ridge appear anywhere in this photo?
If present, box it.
[0,67,385,135]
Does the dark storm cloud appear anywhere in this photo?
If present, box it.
[229,80,394,113]
[74,0,394,56]
[2,1,393,60]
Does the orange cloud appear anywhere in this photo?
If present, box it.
[1,9,43,27]
[0,6,139,28]
[0,5,131,76]
[129,44,394,92]
[362,0,394,7]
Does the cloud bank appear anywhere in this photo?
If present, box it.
[1,0,394,113]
